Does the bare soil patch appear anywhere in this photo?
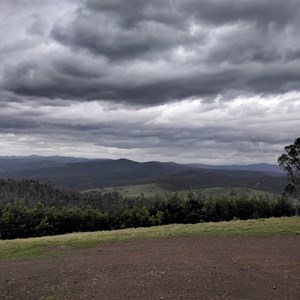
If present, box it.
[0,234,299,299]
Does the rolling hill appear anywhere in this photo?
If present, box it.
[0,155,89,172]
[189,163,283,173]
[0,156,287,193]
[155,168,285,193]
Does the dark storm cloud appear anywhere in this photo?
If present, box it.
[183,0,298,26]
[1,0,300,163]
[51,0,300,61]
[2,0,300,105]
[51,0,195,60]
[3,52,236,104]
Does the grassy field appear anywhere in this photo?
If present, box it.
[0,217,299,261]
[83,184,277,198]
[83,183,171,197]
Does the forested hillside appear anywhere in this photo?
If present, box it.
[1,156,286,192]
[0,179,135,212]
[0,179,296,239]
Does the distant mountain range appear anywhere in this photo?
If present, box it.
[0,156,286,193]
[188,163,283,173]
[0,155,89,171]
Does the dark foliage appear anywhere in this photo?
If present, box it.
[0,178,141,212]
[278,137,300,196]
[0,180,296,239]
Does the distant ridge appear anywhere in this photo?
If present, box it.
[188,163,283,173]
[0,156,285,192]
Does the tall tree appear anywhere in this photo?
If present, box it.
[278,137,300,195]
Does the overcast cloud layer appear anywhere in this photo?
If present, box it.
[0,0,299,164]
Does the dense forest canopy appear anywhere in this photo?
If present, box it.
[0,179,296,239]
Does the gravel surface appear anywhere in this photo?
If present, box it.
[0,235,299,299]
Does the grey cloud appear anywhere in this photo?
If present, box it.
[51,10,196,61]
[53,56,105,80]
[246,63,300,94]
[183,0,299,26]
[52,0,300,60]
[86,0,298,31]
[1,0,300,163]
[3,60,238,104]
[84,0,188,32]
[0,97,297,148]
[5,55,300,105]
[27,14,47,36]
[3,58,106,100]
[204,25,283,64]
[0,116,36,130]
[0,94,298,163]
[1,0,299,105]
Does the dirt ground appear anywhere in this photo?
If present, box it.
[0,235,299,300]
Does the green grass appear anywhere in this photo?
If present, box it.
[0,217,299,261]
[83,184,277,198]
[83,183,170,197]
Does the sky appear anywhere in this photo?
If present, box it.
[0,0,299,165]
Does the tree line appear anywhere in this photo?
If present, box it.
[0,178,146,212]
[0,179,296,239]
